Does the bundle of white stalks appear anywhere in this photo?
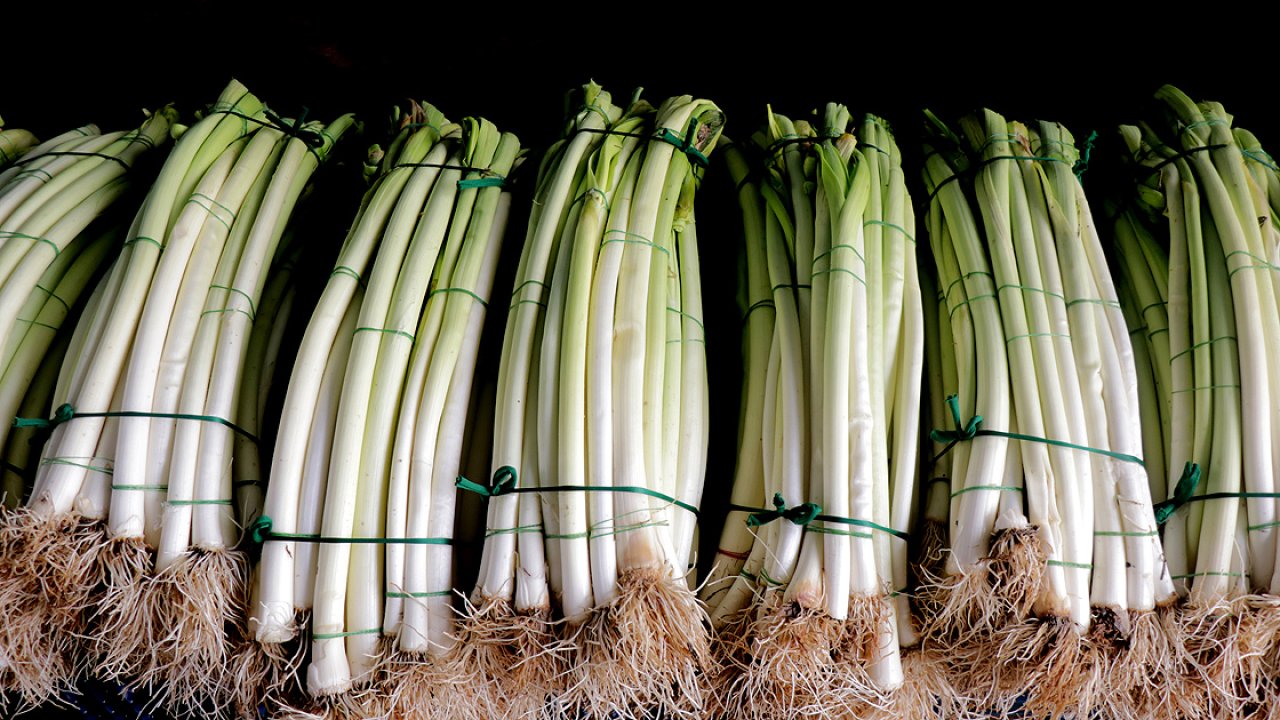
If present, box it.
[443,83,721,720]
[1114,85,1280,720]
[918,109,1178,719]
[700,104,923,720]
[0,107,177,707]
[0,79,354,718]
[247,101,520,720]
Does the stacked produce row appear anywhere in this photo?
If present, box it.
[1,81,1279,720]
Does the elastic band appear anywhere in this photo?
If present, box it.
[1065,297,1121,309]
[771,283,811,293]
[0,231,60,258]
[997,283,1065,302]
[511,279,549,297]
[948,292,996,318]
[207,106,327,157]
[429,287,488,307]
[35,284,70,312]
[250,516,455,545]
[330,266,363,284]
[12,403,260,445]
[484,523,544,538]
[1140,300,1168,316]
[12,150,131,171]
[929,394,1144,468]
[208,285,257,320]
[667,306,705,332]
[811,513,909,542]
[1095,529,1159,537]
[716,547,751,561]
[927,153,1067,205]
[455,466,699,517]
[1226,248,1280,278]
[951,485,1024,498]
[385,590,453,599]
[811,266,866,286]
[353,327,415,343]
[124,236,163,251]
[546,518,669,541]
[509,298,547,311]
[1048,560,1093,570]
[1247,520,1280,532]
[313,628,381,640]
[601,230,669,256]
[1170,336,1236,363]
[1005,332,1069,344]
[1143,143,1229,176]
[111,484,167,492]
[1170,384,1240,394]
[187,193,235,231]
[2,461,25,477]
[742,298,775,324]
[578,120,712,168]
[744,492,821,528]
[812,243,865,266]
[1172,571,1246,580]
[865,220,915,243]
[166,499,232,506]
[1241,148,1280,172]
[1186,491,1280,503]
[41,457,112,474]
[944,271,994,303]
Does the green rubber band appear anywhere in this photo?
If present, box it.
[949,292,996,318]
[485,523,544,538]
[1129,326,1148,336]
[17,318,59,333]
[943,271,994,302]
[354,327,416,343]
[16,168,52,182]
[652,124,710,168]
[806,526,872,540]
[1006,332,1069,344]
[601,230,669,257]
[166,499,232,506]
[743,298,775,323]
[41,457,112,474]
[864,220,915,244]
[1095,529,1159,537]
[1140,300,1168,316]
[385,590,453,599]
[124,236,163,251]
[313,628,382,640]
[187,194,234,231]
[1172,571,1245,580]
[758,570,784,587]
[1171,384,1240,394]
[0,231,59,257]
[667,338,705,345]
[209,285,257,320]
[511,279,549,296]
[1247,521,1280,532]
[1183,119,1228,132]
[814,514,910,541]
[428,287,488,308]
[201,307,253,321]
[811,267,866,287]
[951,485,1024,498]
[771,283,812,293]
[1186,491,1280,503]
[667,306,705,332]
[1148,328,1169,339]
[250,516,456,545]
[35,284,70,312]
[458,175,506,190]
[1159,463,1202,524]
[1047,559,1093,570]
[111,484,168,491]
[996,283,1065,302]
[509,299,548,310]
[812,243,866,266]
[548,519,670,541]
[979,429,1144,466]
[1170,336,1237,363]
[1241,148,1280,172]
[456,466,699,516]
[12,404,260,444]
[1065,297,1122,309]
[330,266,363,283]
